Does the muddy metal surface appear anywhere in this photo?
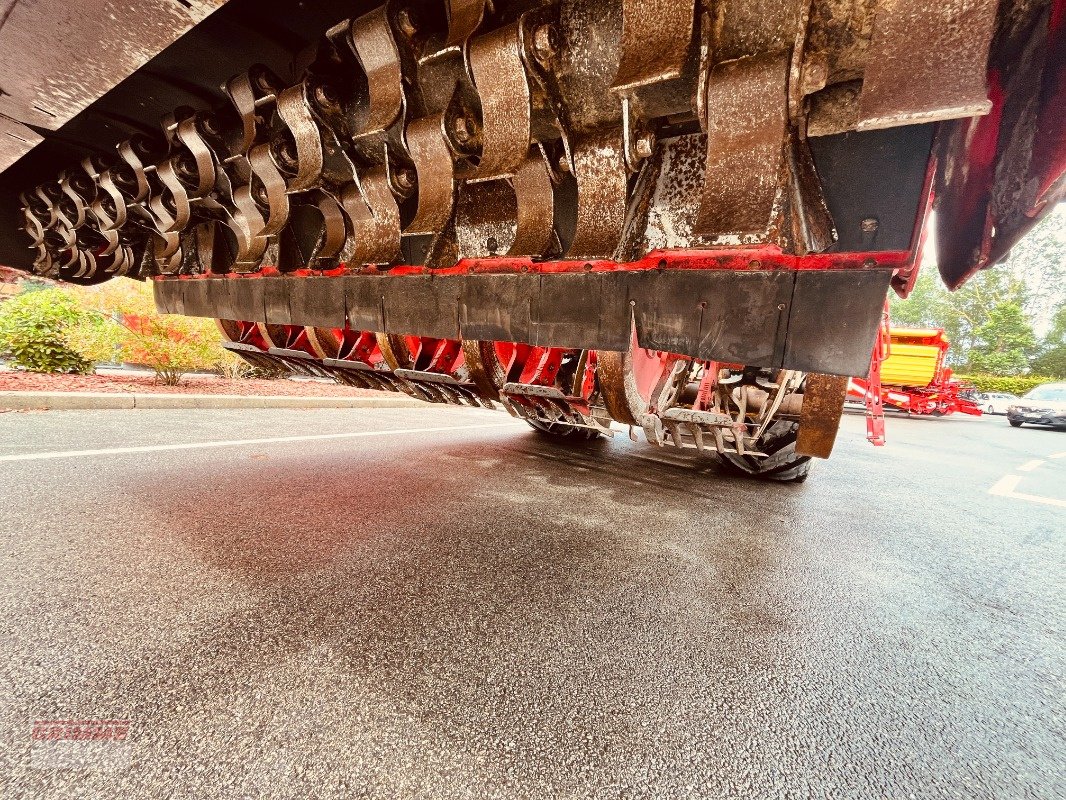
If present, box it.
[0,407,1062,798]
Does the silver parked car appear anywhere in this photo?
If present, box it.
[1007,383,1066,428]
[978,391,1020,415]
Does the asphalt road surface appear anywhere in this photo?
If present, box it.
[0,405,1063,798]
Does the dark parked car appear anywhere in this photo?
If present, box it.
[1007,383,1066,428]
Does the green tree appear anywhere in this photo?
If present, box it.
[965,301,1038,375]
[1031,302,1066,378]
[889,272,943,328]
[891,268,1031,368]
[890,202,1063,374]
[1004,204,1066,330]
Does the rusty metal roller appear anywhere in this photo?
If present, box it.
[508,147,556,257]
[339,162,402,266]
[568,129,628,259]
[247,144,291,237]
[152,231,183,275]
[405,112,457,236]
[467,22,533,182]
[441,0,487,49]
[57,173,87,230]
[116,139,152,203]
[695,53,789,239]
[92,171,128,231]
[858,0,998,131]
[349,7,404,139]
[174,116,217,199]
[455,179,515,257]
[276,85,325,192]
[611,0,696,93]
[453,149,554,259]
[225,73,260,155]
[150,159,192,235]
[314,193,348,263]
[227,182,271,269]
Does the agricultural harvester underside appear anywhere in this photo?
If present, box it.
[214,313,851,483]
[4,0,1064,479]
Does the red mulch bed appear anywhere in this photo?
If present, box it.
[0,370,388,397]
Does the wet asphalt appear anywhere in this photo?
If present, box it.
[0,405,1063,798]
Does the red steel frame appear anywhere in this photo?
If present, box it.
[848,321,982,430]
[160,245,912,285]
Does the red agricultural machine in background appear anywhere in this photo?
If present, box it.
[850,322,982,445]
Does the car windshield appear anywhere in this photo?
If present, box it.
[1024,386,1066,402]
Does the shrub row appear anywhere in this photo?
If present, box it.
[955,374,1059,395]
[0,283,260,383]
[0,289,98,373]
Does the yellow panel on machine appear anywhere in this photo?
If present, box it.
[880,329,949,389]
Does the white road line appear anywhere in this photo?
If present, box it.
[1001,490,1066,509]
[988,473,1066,509]
[989,474,1022,496]
[1018,459,1046,472]
[0,422,525,463]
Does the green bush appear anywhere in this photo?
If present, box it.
[0,289,98,373]
[955,374,1059,395]
[1,281,267,384]
[72,281,248,384]
[119,313,227,385]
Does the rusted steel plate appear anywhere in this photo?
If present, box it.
[535,273,631,352]
[696,53,789,240]
[858,0,998,130]
[156,267,892,377]
[638,133,707,252]
[784,269,891,376]
[796,373,849,458]
[626,270,793,367]
[459,273,539,343]
[611,0,696,93]
[0,0,227,132]
[382,274,461,340]
[0,117,43,173]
